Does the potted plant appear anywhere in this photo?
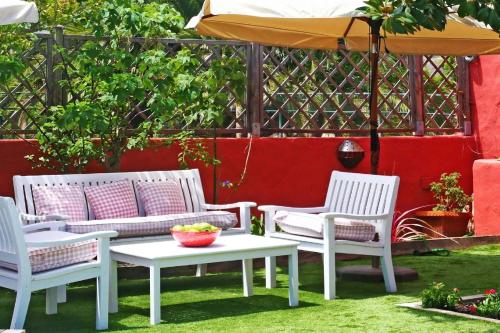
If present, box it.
[415,172,472,237]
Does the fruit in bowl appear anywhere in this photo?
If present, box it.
[171,222,221,247]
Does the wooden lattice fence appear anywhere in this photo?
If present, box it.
[0,28,471,138]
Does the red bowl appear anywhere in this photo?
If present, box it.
[171,229,221,247]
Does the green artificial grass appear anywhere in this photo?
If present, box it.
[2,244,500,332]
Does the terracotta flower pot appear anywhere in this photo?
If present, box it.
[414,211,471,238]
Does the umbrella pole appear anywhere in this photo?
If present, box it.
[369,19,382,268]
[368,19,382,175]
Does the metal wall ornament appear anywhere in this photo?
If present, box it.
[337,139,365,169]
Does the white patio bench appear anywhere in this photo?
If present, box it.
[13,169,256,301]
[13,169,255,241]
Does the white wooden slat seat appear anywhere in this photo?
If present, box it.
[259,171,400,300]
[0,197,117,330]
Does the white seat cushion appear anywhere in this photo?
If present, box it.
[66,211,238,238]
[274,211,376,242]
[0,231,97,273]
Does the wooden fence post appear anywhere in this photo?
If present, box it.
[457,57,472,136]
[53,25,66,106]
[246,43,263,137]
[34,31,54,108]
[408,55,425,136]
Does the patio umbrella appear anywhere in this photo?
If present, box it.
[187,0,500,174]
[0,0,38,25]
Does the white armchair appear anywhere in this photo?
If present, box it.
[0,197,117,330]
[259,171,400,300]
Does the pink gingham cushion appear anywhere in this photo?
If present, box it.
[136,180,187,216]
[84,180,138,220]
[0,240,97,273]
[32,185,86,222]
[274,211,376,242]
[66,211,237,237]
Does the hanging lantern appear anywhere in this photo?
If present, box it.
[337,140,365,169]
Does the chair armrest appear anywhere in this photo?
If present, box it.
[22,221,66,233]
[318,213,390,220]
[258,205,329,214]
[26,231,118,248]
[202,202,257,210]
[20,213,70,223]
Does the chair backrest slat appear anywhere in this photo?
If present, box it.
[13,169,207,222]
[0,197,30,273]
[324,171,399,241]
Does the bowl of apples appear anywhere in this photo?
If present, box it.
[171,223,221,247]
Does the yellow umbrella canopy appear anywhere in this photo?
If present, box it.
[187,0,500,174]
[187,0,500,55]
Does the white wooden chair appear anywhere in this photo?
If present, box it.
[259,171,400,300]
[0,197,117,330]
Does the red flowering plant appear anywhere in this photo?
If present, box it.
[477,289,500,319]
[420,283,500,319]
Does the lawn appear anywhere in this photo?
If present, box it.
[1,244,500,333]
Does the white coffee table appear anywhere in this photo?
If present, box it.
[109,234,300,325]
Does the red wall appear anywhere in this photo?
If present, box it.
[473,160,500,236]
[470,55,500,235]
[471,55,500,158]
[0,136,477,216]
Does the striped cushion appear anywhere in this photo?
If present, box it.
[32,185,86,222]
[84,180,138,220]
[136,180,187,216]
[66,211,238,238]
[0,239,97,273]
[274,211,376,242]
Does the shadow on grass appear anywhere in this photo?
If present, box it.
[111,295,317,328]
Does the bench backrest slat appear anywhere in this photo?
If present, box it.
[13,169,207,220]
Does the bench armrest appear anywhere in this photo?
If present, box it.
[22,221,66,233]
[202,202,257,210]
[26,231,118,248]
[258,205,329,214]
[20,213,70,223]
[202,202,257,234]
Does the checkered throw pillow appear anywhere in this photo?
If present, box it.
[136,180,187,216]
[84,180,138,220]
[32,185,86,222]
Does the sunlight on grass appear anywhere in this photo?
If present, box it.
[1,244,500,332]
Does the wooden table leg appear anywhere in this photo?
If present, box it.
[242,259,253,297]
[288,249,299,307]
[150,265,161,325]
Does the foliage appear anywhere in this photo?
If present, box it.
[251,215,265,236]
[421,282,461,309]
[392,204,450,242]
[26,0,245,172]
[429,172,472,213]
[422,283,500,320]
[477,289,500,319]
[360,0,500,34]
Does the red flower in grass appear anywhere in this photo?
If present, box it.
[484,289,497,295]
[468,305,477,314]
